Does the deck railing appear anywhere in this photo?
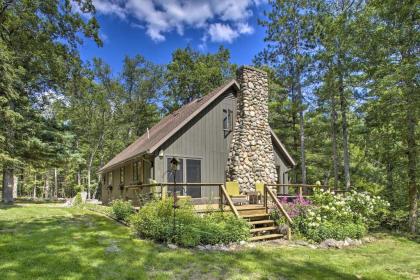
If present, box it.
[264,184,293,239]
[125,182,240,217]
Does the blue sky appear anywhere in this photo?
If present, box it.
[78,0,270,73]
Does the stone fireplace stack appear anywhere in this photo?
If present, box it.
[226,66,277,192]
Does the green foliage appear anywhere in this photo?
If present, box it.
[73,193,83,207]
[2,204,420,280]
[288,189,390,241]
[130,199,249,247]
[306,221,366,243]
[110,199,133,222]
[164,46,236,112]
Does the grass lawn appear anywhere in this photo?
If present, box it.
[0,203,419,280]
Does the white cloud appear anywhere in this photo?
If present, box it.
[208,23,239,43]
[91,0,259,43]
[237,22,254,35]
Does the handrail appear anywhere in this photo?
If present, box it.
[219,184,240,218]
[265,185,293,224]
[265,184,293,240]
[126,182,224,188]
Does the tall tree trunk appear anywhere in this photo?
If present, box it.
[33,173,37,199]
[386,161,394,205]
[291,85,299,184]
[13,173,18,199]
[331,90,339,189]
[2,167,14,203]
[296,67,306,185]
[77,168,81,187]
[54,168,58,199]
[407,93,417,233]
[87,153,95,200]
[338,67,351,190]
[44,172,49,199]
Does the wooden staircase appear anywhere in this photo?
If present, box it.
[236,205,284,242]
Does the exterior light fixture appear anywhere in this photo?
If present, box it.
[169,157,180,235]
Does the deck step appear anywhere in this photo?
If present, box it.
[248,219,275,226]
[241,213,269,219]
[249,233,284,242]
[236,205,265,210]
[250,226,277,233]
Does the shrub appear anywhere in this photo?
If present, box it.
[200,212,250,245]
[111,199,133,222]
[306,221,366,242]
[72,192,83,207]
[130,198,250,247]
[279,188,390,242]
[383,209,409,231]
[344,191,390,229]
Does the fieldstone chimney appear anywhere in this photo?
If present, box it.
[226,66,277,192]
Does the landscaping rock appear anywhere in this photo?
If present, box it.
[167,243,178,249]
[362,236,376,243]
[295,240,310,246]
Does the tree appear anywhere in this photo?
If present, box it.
[164,46,235,112]
[119,55,163,144]
[256,0,319,184]
[355,0,419,232]
[0,0,100,203]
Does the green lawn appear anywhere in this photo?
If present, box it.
[0,203,419,280]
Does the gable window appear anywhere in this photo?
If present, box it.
[223,109,233,133]
[133,160,142,183]
[120,166,125,185]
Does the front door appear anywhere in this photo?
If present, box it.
[186,159,201,198]
[166,157,202,198]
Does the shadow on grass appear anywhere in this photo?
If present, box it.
[0,210,362,280]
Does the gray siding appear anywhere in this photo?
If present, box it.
[273,143,290,194]
[103,87,293,203]
[154,90,237,199]
[101,157,151,204]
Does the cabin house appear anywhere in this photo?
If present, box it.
[99,66,295,205]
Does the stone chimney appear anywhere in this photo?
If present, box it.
[226,66,277,192]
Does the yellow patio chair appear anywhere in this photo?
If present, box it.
[255,182,265,203]
[225,181,248,205]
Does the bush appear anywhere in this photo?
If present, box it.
[383,209,409,231]
[344,191,390,229]
[306,221,366,242]
[130,198,250,247]
[73,192,83,207]
[110,199,133,222]
[200,212,250,245]
[280,188,390,242]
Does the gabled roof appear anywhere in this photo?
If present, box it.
[99,79,295,173]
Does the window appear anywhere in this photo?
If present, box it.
[120,166,125,185]
[223,109,233,133]
[186,159,201,198]
[108,172,113,186]
[166,158,202,198]
[132,161,142,183]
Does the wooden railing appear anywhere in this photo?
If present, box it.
[272,183,353,198]
[219,184,240,218]
[125,182,239,218]
[264,184,293,240]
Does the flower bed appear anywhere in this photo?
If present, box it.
[272,189,390,242]
[129,198,250,247]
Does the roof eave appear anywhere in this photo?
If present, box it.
[148,79,240,154]
[97,151,149,174]
[270,128,296,167]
